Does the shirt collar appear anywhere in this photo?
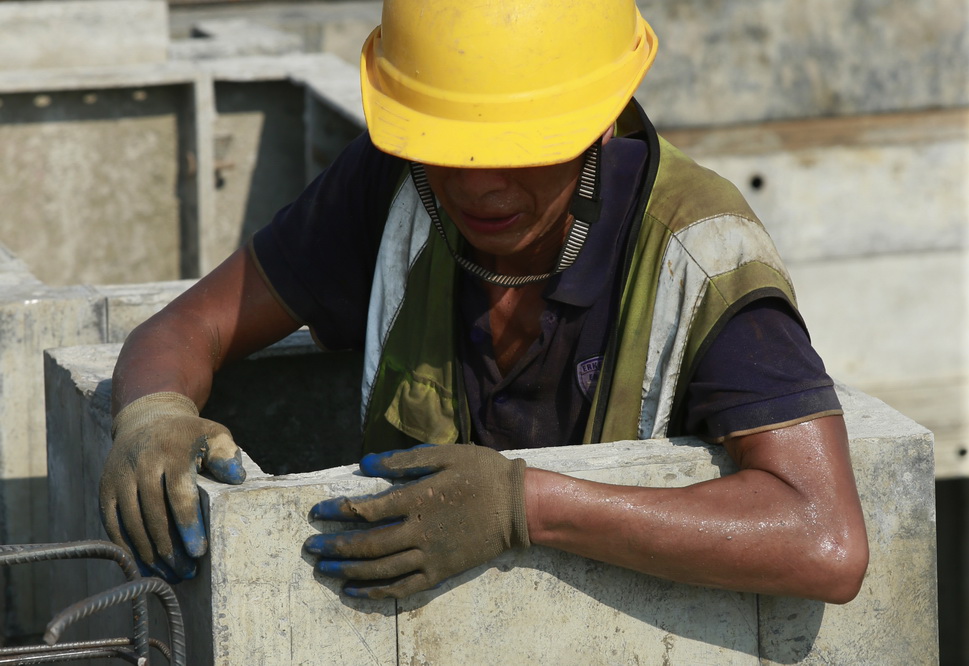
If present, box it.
[544,137,650,308]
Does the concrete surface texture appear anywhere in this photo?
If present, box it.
[0,51,363,286]
[0,42,364,637]
[634,0,968,127]
[0,0,169,71]
[44,342,938,665]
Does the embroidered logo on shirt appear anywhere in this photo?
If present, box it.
[576,356,603,400]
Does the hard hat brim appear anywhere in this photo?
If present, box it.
[359,19,658,168]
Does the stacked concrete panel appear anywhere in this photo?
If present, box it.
[634,0,968,127]
[0,0,170,72]
[0,6,366,632]
[0,52,363,286]
[44,342,937,664]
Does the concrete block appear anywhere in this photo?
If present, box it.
[0,53,365,284]
[0,285,105,639]
[45,341,937,664]
[0,51,364,637]
[206,80,308,268]
[167,0,967,126]
[0,85,185,286]
[0,242,40,288]
[759,386,938,665]
[171,19,303,60]
[0,1,169,72]
[96,281,194,344]
[663,109,968,263]
[635,0,968,126]
[790,250,965,387]
[396,441,760,665]
[0,281,190,640]
[168,1,382,68]
[788,250,967,478]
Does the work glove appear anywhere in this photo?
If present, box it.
[304,443,530,599]
[98,392,246,582]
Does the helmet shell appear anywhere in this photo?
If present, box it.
[360,0,658,167]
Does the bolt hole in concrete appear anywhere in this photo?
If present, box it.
[750,174,765,190]
[959,448,968,458]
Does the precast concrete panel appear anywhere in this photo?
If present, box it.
[0,86,184,286]
[44,342,938,664]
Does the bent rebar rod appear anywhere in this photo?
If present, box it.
[0,541,150,659]
[43,577,186,666]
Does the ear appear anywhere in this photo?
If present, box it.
[601,122,616,146]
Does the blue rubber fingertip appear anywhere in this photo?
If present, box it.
[359,443,438,478]
[341,584,375,599]
[177,509,208,559]
[207,455,246,485]
[309,498,348,522]
[315,559,355,578]
[303,534,327,554]
[135,560,154,578]
[358,450,397,477]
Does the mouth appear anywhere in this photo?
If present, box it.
[459,212,522,235]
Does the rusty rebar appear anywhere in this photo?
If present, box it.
[43,577,185,666]
[0,541,150,658]
[0,637,140,664]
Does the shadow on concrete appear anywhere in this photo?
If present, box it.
[212,80,307,250]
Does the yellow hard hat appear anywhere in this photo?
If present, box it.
[360,0,658,168]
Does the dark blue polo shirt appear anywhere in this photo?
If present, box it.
[251,131,841,450]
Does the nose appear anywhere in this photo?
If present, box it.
[450,168,512,199]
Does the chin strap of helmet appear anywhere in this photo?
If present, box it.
[409,139,603,288]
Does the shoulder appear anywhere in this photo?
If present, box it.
[647,136,759,235]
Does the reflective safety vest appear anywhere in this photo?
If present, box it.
[359,108,797,454]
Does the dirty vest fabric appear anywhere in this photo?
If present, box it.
[360,134,797,454]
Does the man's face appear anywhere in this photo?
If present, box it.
[423,154,584,271]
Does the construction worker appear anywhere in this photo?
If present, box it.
[100,0,869,602]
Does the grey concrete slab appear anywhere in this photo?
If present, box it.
[171,19,302,61]
[664,109,968,263]
[0,281,189,640]
[169,0,968,126]
[45,342,938,664]
[0,0,169,72]
[760,386,938,665]
[1,286,106,639]
[789,250,967,478]
[634,0,968,127]
[0,85,184,286]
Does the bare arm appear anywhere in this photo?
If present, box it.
[112,247,300,414]
[524,415,869,604]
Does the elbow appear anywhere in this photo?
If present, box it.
[811,531,870,605]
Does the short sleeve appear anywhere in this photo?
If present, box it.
[250,132,406,350]
[682,298,843,442]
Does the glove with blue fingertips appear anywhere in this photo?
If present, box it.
[305,443,530,599]
[99,392,246,583]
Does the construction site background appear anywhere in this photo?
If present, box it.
[0,0,964,663]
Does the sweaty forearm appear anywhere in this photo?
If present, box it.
[526,470,806,593]
[524,419,868,603]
